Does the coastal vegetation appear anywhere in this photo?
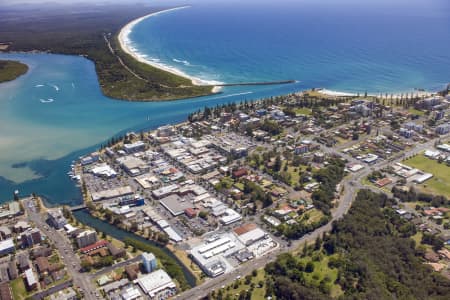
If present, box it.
[262,190,450,300]
[0,4,212,101]
[0,60,28,83]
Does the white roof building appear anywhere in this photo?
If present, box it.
[135,269,176,298]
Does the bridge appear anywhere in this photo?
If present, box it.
[70,205,86,212]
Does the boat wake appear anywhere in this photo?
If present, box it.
[51,84,60,91]
[39,98,54,103]
[35,84,44,88]
[210,91,253,100]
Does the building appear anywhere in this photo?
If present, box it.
[79,240,108,254]
[125,264,139,280]
[142,252,157,273]
[134,269,176,299]
[157,125,176,137]
[76,230,98,248]
[120,286,142,300]
[107,243,126,259]
[0,201,21,220]
[436,123,450,135]
[123,141,146,154]
[0,226,12,240]
[220,208,242,225]
[0,282,13,300]
[24,269,37,291]
[0,239,15,256]
[35,256,50,274]
[49,287,77,300]
[20,228,41,247]
[17,253,30,272]
[47,209,67,229]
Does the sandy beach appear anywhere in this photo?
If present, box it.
[118,6,222,91]
[317,88,434,99]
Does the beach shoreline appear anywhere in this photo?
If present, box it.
[118,6,222,91]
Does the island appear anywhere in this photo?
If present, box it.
[0,4,214,101]
[0,60,28,83]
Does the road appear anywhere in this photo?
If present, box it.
[175,132,449,300]
[22,198,98,300]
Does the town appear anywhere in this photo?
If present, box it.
[1,88,450,300]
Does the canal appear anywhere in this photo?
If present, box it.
[73,209,197,288]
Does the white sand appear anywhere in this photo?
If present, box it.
[118,6,222,89]
[317,89,356,97]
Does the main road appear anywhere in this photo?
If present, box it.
[175,132,449,300]
[22,198,98,300]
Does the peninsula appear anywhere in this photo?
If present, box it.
[0,60,28,83]
[0,4,214,101]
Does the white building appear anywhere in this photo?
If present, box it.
[134,269,176,299]
[76,230,98,248]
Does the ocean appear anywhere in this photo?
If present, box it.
[0,0,449,204]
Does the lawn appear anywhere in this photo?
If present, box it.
[298,254,342,298]
[403,155,450,197]
[220,269,268,300]
[293,107,312,116]
[11,278,28,300]
[408,108,425,116]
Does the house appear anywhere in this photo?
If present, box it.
[31,246,52,258]
[107,243,126,259]
[17,253,30,272]
[125,264,139,280]
[25,269,37,291]
[35,257,50,274]
[232,168,248,179]
[0,282,12,300]
[79,240,108,254]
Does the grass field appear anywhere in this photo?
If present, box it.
[408,108,425,116]
[11,278,28,300]
[293,107,312,116]
[403,155,450,197]
[220,269,268,300]
[0,60,28,83]
[298,254,342,298]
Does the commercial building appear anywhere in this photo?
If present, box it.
[123,141,146,154]
[20,228,42,247]
[142,252,157,273]
[436,123,450,135]
[0,201,21,220]
[134,269,176,299]
[47,209,68,229]
[220,208,242,225]
[76,230,98,248]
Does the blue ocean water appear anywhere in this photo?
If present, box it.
[130,0,450,93]
[0,0,449,204]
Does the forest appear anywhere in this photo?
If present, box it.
[0,3,212,100]
[264,189,450,300]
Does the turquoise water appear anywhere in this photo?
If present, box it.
[0,0,449,204]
